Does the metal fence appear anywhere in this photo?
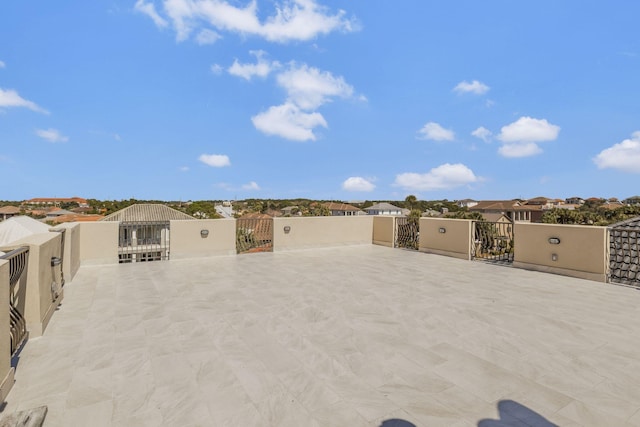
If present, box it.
[608,226,640,287]
[395,217,419,250]
[471,221,514,263]
[118,221,170,263]
[236,218,273,254]
[1,247,29,355]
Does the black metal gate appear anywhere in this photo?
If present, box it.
[608,218,640,287]
[395,217,419,250]
[236,218,273,254]
[118,221,170,263]
[1,247,29,355]
[471,221,514,263]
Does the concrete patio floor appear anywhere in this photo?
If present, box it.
[2,245,640,426]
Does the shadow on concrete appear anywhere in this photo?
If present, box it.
[378,419,416,427]
[478,400,558,427]
[378,399,558,427]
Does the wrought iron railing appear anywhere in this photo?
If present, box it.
[395,217,419,250]
[236,218,273,254]
[118,221,170,263]
[1,247,29,355]
[471,221,514,263]
[608,227,640,287]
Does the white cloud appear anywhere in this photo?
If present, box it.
[498,142,542,158]
[135,0,168,28]
[342,176,375,192]
[242,181,260,190]
[198,153,230,167]
[394,163,478,191]
[251,102,327,141]
[498,116,560,143]
[195,28,221,45]
[497,116,560,158]
[471,126,492,143]
[0,88,48,114]
[593,131,640,173]
[35,128,68,143]
[158,0,356,43]
[210,63,223,74]
[453,80,490,95]
[277,63,353,110]
[417,122,454,141]
[228,50,280,80]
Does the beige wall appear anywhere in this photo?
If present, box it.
[0,259,14,402]
[2,233,65,337]
[273,216,373,251]
[419,218,473,260]
[170,219,236,259]
[79,222,119,265]
[513,223,608,282]
[372,216,395,247]
[51,222,81,282]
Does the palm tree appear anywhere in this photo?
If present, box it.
[405,194,417,211]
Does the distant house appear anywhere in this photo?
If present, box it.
[0,206,20,221]
[470,200,542,222]
[322,202,362,216]
[101,204,194,263]
[49,214,104,224]
[24,197,88,207]
[364,202,405,216]
[281,206,300,216]
[481,213,512,224]
[623,196,640,206]
[45,208,75,219]
[565,197,585,205]
[456,199,478,209]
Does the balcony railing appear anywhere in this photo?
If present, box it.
[1,247,29,355]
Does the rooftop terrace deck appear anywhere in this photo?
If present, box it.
[3,245,640,426]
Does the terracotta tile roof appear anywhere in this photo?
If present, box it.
[50,214,104,224]
[323,202,361,212]
[0,206,20,214]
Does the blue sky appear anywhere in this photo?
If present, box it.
[1,1,639,202]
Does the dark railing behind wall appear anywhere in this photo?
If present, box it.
[1,247,29,355]
[395,217,419,250]
[236,218,273,254]
[471,221,514,263]
[609,226,640,288]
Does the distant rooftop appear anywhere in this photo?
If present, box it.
[101,203,194,222]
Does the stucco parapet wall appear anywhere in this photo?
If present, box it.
[419,218,473,260]
[170,219,237,259]
[513,222,608,282]
[372,216,395,247]
[273,216,374,251]
[79,221,119,265]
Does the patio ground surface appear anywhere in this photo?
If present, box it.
[2,245,640,426]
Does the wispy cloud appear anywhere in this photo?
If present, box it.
[252,102,327,141]
[417,122,454,141]
[395,163,478,191]
[143,0,357,44]
[0,88,49,114]
[593,131,640,173]
[228,50,280,80]
[497,116,560,158]
[198,153,230,167]
[195,28,221,45]
[453,80,490,95]
[210,64,223,75]
[35,128,68,143]
[179,166,190,172]
[134,0,168,28]
[249,61,357,141]
[471,126,492,143]
[342,176,375,192]
[242,181,260,190]
[0,60,5,69]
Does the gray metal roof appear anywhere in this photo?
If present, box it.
[610,216,640,229]
[364,202,402,211]
[100,204,194,222]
